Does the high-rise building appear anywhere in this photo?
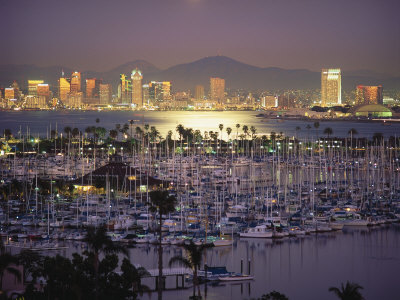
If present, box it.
[148,81,171,105]
[119,74,132,104]
[210,77,225,104]
[262,96,277,108]
[86,78,102,99]
[37,84,50,98]
[66,92,83,108]
[99,83,112,105]
[194,85,204,100]
[321,69,341,107]
[59,77,71,102]
[355,85,383,105]
[70,71,81,93]
[28,80,44,96]
[131,69,143,107]
[4,88,16,100]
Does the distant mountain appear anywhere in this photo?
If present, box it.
[1,56,399,92]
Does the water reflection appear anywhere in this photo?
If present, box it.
[2,110,400,139]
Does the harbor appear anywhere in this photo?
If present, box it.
[1,114,400,299]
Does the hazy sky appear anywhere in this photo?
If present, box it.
[1,0,399,75]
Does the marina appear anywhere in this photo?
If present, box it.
[1,113,400,299]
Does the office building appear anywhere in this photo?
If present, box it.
[86,78,102,99]
[148,81,171,105]
[119,74,132,104]
[99,83,112,105]
[194,85,204,100]
[321,69,341,106]
[66,92,83,108]
[28,80,44,96]
[356,85,383,105]
[210,77,225,104]
[4,88,16,100]
[59,77,71,102]
[262,96,277,108]
[37,84,50,98]
[131,69,143,107]
[70,71,81,93]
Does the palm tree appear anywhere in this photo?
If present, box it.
[0,239,21,291]
[329,281,364,300]
[218,124,224,155]
[250,126,257,139]
[226,127,232,140]
[149,190,177,300]
[295,126,301,139]
[305,124,312,140]
[95,118,100,124]
[4,128,12,140]
[259,291,289,300]
[71,127,80,138]
[63,126,72,137]
[313,121,320,139]
[109,129,118,140]
[84,225,127,300]
[169,240,213,299]
[323,127,333,139]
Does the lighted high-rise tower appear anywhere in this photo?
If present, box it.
[210,77,225,104]
[131,69,143,107]
[70,71,81,93]
[321,69,341,107]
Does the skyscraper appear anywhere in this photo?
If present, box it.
[355,85,383,105]
[86,78,102,99]
[37,83,50,101]
[99,83,112,105]
[4,88,16,100]
[59,77,71,102]
[28,80,44,96]
[210,77,225,104]
[321,69,341,107]
[194,85,204,100]
[131,69,143,107]
[70,71,81,93]
[119,74,132,104]
[148,81,171,105]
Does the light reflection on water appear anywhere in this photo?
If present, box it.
[7,226,400,299]
[1,110,400,139]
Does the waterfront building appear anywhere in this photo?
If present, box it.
[65,92,83,108]
[321,68,341,107]
[148,81,171,105]
[356,85,383,105]
[194,85,205,100]
[142,84,150,106]
[28,80,44,96]
[25,95,47,109]
[86,78,102,99]
[349,104,393,118]
[70,71,81,93]
[210,77,225,104]
[37,84,50,98]
[59,77,71,102]
[4,88,16,100]
[99,83,112,105]
[131,69,143,108]
[262,95,277,108]
[119,74,132,104]
[278,93,297,109]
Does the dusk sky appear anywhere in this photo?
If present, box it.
[1,0,399,75]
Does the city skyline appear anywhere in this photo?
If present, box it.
[1,0,399,75]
